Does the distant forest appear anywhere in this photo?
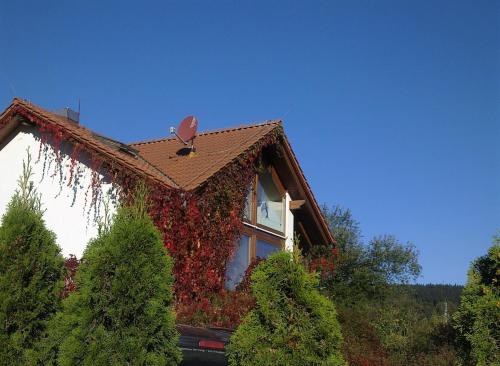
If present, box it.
[405,284,464,318]
[410,284,463,305]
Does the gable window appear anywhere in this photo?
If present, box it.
[256,170,285,232]
[226,166,286,289]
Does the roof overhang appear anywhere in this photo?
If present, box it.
[270,135,334,247]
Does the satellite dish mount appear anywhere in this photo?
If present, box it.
[170,115,198,152]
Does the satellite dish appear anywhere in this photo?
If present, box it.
[170,115,198,151]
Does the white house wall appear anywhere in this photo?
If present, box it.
[0,125,117,258]
[284,191,294,252]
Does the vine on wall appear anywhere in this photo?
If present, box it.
[8,106,119,223]
[145,128,283,304]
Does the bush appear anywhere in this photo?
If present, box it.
[337,306,387,366]
[453,238,499,366]
[226,251,346,366]
[0,153,65,365]
[36,187,182,365]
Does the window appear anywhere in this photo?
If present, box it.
[225,166,286,289]
[244,167,285,233]
[256,238,279,259]
[256,170,284,232]
[225,235,250,290]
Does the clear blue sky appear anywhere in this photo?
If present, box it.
[1,1,498,284]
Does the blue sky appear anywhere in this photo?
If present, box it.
[1,1,498,284]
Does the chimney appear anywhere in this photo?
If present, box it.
[54,107,80,123]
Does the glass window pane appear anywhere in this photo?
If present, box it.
[256,239,279,259]
[256,171,284,232]
[225,235,250,290]
[243,186,252,221]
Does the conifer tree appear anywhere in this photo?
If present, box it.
[227,251,346,366]
[453,237,499,366]
[0,152,65,365]
[37,185,181,366]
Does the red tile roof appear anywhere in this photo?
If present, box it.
[130,121,282,190]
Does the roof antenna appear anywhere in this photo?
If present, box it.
[78,98,81,115]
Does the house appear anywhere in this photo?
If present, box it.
[0,98,332,300]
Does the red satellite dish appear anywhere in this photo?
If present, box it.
[170,116,199,152]
[177,116,198,143]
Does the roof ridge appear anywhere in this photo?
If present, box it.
[129,119,282,147]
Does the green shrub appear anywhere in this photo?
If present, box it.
[453,238,499,366]
[0,153,65,365]
[36,187,182,366]
[227,251,346,366]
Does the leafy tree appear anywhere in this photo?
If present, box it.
[367,235,421,285]
[0,152,65,365]
[35,186,182,366]
[321,204,362,254]
[227,251,346,366]
[318,206,366,301]
[321,205,421,305]
[453,237,499,366]
[319,205,431,365]
[374,290,422,357]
